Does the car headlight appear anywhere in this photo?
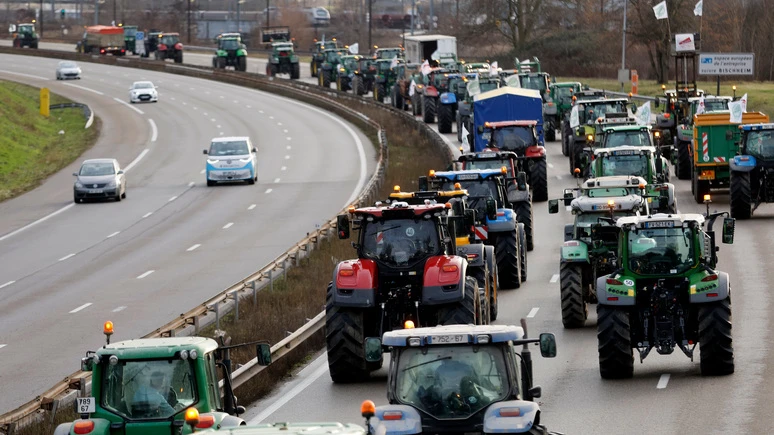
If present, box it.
[75,182,83,188]
[207,159,219,164]
[106,180,116,188]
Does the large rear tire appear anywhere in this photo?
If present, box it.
[238,56,247,72]
[437,276,478,325]
[676,140,692,180]
[374,84,385,103]
[545,125,556,142]
[530,156,548,202]
[412,93,422,116]
[517,223,528,282]
[422,96,436,123]
[438,104,453,134]
[597,305,634,379]
[561,123,571,157]
[322,72,331,88]
[351,76,364,96]
[175,51,183,64]
[729,170,752,219]
[698,298,734,376]
[560,262,586,328]
[494,230,521,290]
[325,283,372,383]
[469,266,490,325]
[513,201,533,252]
[488,261,499,321]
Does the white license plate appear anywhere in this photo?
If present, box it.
[76,397,96,413]
[88,189,103,194]
[221,171,236,177]
[430,334,466,344]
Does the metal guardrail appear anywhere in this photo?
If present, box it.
[48,102,94,128]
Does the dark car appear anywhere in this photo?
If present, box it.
[73,158,127,203]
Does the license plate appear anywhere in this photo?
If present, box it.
[88,189,103,194]
[430,334,466,344]
[76,397,95,413]
[221,171,236,177]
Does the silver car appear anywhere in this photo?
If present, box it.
[73,158,127,203]
[129,81,159,103]
[56,61,81,80]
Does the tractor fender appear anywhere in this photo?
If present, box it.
[484,400,540,434]
[486,209,516,233]
[424,86,439,97]
[322,63,333,70]
[729,155,757,172]
[331,259,377,307]
[484,245,497,282]
[656,114,675,129]
[596,275,636,306]
[220,414,246,426]
[507,189,530,204]
[690,271,730,304]
[52,423,71,435]
[457,102,471,116]
[422,255,466,305]
[440,92,457,105]
[455,243,485,267]
[376,76,387,84]
[237,48,247,56]
[525,145,546,158]
[371,405,422,435]
[58,418,112,435]
[560,240,589,263]
[676,126,693,142]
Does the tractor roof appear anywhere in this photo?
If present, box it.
[351,201,447,219]
[572,193,645,213]
[616,213,705,228]
[484,120,537,129]
[578,98,629,105]
[688,96,732,103]
[340,54,362,60]
[431,168,509,181]
[740,123,774,131]
[96,336,218,358]
[388,188,468,203]
[458,150,519,162]
[553,81,582,88]
[583,176,647,189]
[604,124,652,133]
[383,324,525,347]
[195,422,367,435]
[594,145,657,157]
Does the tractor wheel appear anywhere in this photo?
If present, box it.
[175,51,183,64]
[494,230,521,290]
[412,93,422,116]
[692,171,710,204]
[336,77,343,92]
[394,87,405,110]
[517,223,528,282]
[729,170,752,219]
[438,104,453,134]
[390,85,398,108]
[325,282,373,383]
[217,57,226,69]
[238,56,247,72]
[310,61,317,77]
[698,297,734,376]
[291,62,300,79]
[676,140,692,180]
[561,124,571,156]
[437,276,478,326]
[422,96,436,123]
[31,42,38,49]
[469,266,490,325]
[545,125,556,142]
[513,200,534,252]
[560,262,587,328]
[597,304,634,379]
[374,84,385,103]
[322,73,331,88]
[207,179,215,187]
[530,156,548,202]
[351,76,363,96]
[488,260,499,321]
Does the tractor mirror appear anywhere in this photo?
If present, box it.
[725,130,733,141]
[418,176,429,191]
[80,356,93,372]
[364,338,382,362]
[655,156,663,174]
[630,103,638,114]
[252,147,257,153]
[202,149,208,154]
[548,199,559,214]
[654,97,660,108]
[582,84,589,90]
[337,215,350,239]
[516,171,528,190]
[722,217,735,244]
[485,198,497,220]
[256,343,272,366]
[539,333,557,358]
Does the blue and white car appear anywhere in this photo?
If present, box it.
[204,137,257,186]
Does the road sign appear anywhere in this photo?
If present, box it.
[699,53,754,75]
[136,31,144,41]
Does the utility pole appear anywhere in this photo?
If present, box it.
[94,0,99,25]
[112,0,116,25]
[266,0,270,28]
[410,0,415,35]
[39,0,43,37]
[620,0,627,92]
[368,0,372,53]
[187,0,191,43]
[236,0,240,32]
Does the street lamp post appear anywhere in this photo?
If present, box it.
[187,0,191,43]
[621,0,627,92]
[39,0,43,37]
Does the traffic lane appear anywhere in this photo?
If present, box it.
[183,51,313,78]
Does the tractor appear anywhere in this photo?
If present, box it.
[576,123,664,179]
[327,201,488,382]
[595,206,735,378]
[122,25,138,54]
[154,32,183,63]
[267,41,300,78]
[142,30,162,58]
[12,23,38,48]
[566,98,633,175]
[373,46,405,60]
[668,96,732,180]
[729,123,774,219]
[548,176,651,328]
[390,62,422,111]
[351,57,378,96]
[372,58,405,103]
[53,322,272,435]
[544,82,582,142]
[336,54,363,92]
[560,90,607,156]
[437,73,474,134]
[310,38,338,77]
[416,67,456,124]
[318,48,349,88]
[456,76,501,144]
[213,33,248,71]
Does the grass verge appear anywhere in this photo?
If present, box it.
[0,80,100,203]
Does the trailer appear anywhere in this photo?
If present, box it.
[78,25,126,56]
[403,34,456,64]
[472,86,544,150]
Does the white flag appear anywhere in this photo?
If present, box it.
[694,0,703,16]
[729,93,747,123]
[390,55,399,69]
[653,1,668,20]
[462,124,470,149]
[421,59,432,76]
[505,74,521,88]
[636,101,652,126]
[348,43,359,54]
[569,105,580,128]
[409,79,416,96]
[467,78,481,96]
[489,61,499,77]
[695,97,706,115]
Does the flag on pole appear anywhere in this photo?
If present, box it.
[466,78,481,96]
[569,105,580,128]
[694,0,703,16]
[636,101,652,126]
[696,97,706,115]
[653,1,668,20]
[421,59,432,76]
[505,74,521,88]
[409,79,416,96]
[729,93,748,123]
[390,55,399,69]
[489,61,499,77]
[348,43,359,54]
[462,124,471,150]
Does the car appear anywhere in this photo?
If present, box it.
[55,61,81,80]
[73,158,126,203]
[203,137,257,186]
[129,81,158,103]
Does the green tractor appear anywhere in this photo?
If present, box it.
[455,76,501,144]
[351,57,377,96]
[318,48,349,88]
[548,176,651,328]
[595,208,735,378]
[373,46,405,60]
[122,25,138,54]
[54,322,273,435]
[213,33,248,71]
[310,38,338,77]
[266,41,300,79]
[12,23,38,48]
[335,54,363,92]
[372,58,405,103]
[566,98,634,175]
[544,82,582,142]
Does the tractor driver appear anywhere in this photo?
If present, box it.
[131,371,178,417]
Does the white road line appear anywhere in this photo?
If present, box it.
[216,124,221,128]
[285,155,290,159]
[283,129,288,133]
[210,118,216,122]
[182,101,187,106]
[142,212,153,218]
[69,303,92,313]
[259,110,264,114]
[168,196,178,202]
[170,97,176,101]
[555,175,562,180]
[280,166,287,171]
[106,231,120,238]
[124,148,150,172]
[548,162,554,168]
[200,169,206,174]
[526,307,540,318]
[274,178,280,183]
[58,253,75,261]
[286,145,291,150]
[233,100,238,103]
[203,112,208,116]
[188,181,195,187]
[286,137,291,141]
[0,204,74,242]
[220,95,224,99]
[0,69,49,80]
[193,106,198,110]
[112,306,127,312]
[277,122,283,126]
[219,132,224,136]
[550,274,560,283]
[137,270,155,279]
[0,281,15,289]
[112,97,144,115]
[148,119,158,142]
[657,374,671,389]
[223,222,234,229]
[63,82,104,95]
[0,344,6,349]
[248,204,257,210]
[250,357,329,423]
[265,188,273,194]
[246,105,251,109]
[189,87,195,91]
[187,244,201,251]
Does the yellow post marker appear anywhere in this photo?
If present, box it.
[40,88,50,117]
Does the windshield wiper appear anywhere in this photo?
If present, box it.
[402,356,451,372]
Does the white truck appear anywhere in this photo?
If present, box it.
[403,34,457,64]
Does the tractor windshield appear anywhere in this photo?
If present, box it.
[361,218,440,267]
[376,49,401,59]
[464,159,511,172]
[480,81,500,93]
[395,345,509,420]
[745,130,774,158]
[161,35,179,45]
[555,86,574,98]
[519,74,547,92]
[441,179,503,211]
[124,27,137,37]
[628,226,696,275]
[580,102,628,123]
[703,99,729,112]
[598,154,649,177]
[604,131,651,148]
[326,51,343,63]
[319,41,337,51]
[584,187,630,198]
[220,39,240,50]
[102,358,197,420]
[486,126,536,152]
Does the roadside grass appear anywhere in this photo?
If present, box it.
[0,80,100,203]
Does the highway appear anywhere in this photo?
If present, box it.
[0,51,376,413]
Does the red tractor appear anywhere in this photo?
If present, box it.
[155,32,183,63]
[327,201,487,383]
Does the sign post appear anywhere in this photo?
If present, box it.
[699,53,754,96]
[40,88,50,117]
[136,31,145,56]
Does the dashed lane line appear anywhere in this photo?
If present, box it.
[527,307,540,318]
[187,244,201,251]
[142,212,153,218]
[112,97,144,115]
[223,223,234,229]
[657,374,671,389]
[136,270,155,279]
[0,281,16,289]
[112,306,127,312]
[69,303,92,313]
[550,274,559,283]
[248,204,257,210]
[106,231,120,238]
[58,253,75,261]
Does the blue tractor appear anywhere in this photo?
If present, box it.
[729,123,774,219]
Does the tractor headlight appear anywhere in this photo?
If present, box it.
[180,350,189,360]
[189,350,198,360]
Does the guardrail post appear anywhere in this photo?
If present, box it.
[282,258,287,280]
[228,290,239,322]
[266,269,273,292]
[247,280,258,305]
[208,303,220,330]
[194,315,200,334]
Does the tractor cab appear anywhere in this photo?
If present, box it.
[373,46,405,60]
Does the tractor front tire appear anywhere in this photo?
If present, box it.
[545,125,556,142]
[374,84,385,103]
[514,201,534,252]
[597,305,634,379]
[352,76,364,96]
[489,261,499,321]
[311,61,318,77]
[494,230,521,290]
[291,62,300,79]
[469,266,490,325]
[437,276,478,326]
[217,57,226,69]
[561,124,571,156]
[560,262,587,328]
[322,73,331,88]
[531,156,548,202]
[438,104,453,134]
[412,93,422,116]
[174,51,183,64]
[422,96,436,123]
[729,170,752,219]
[698,298,734,376]
[325,283,373,383]
[676,140,692,180]
[238,56,247,72]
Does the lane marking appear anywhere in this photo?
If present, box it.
[210,118,216,122]
[142,212,153,218]
[555,175,562,180]
[274,178,280,183]
[112,306,127,312]
[124,148,150,172]
[137,270,155,279]
[269,115,274,119]
[0,204,74,242]
[106,231,120,238]
[187,244,201,251]
[548,162,554,168]
[0,281,16,289]
[250,358,329,423]
[265,188,273,194]
[0,69,49,80]
[223,222,234,229]
[168,196,178,202]
[203,112,208,116]
[0,344,6,349]
[657,374,670,389]
[148,119,158,142]
[246,105,252,109]
[220,95,224,99]
[259,110,264,114]
[217,124,221,128]
[285,155,290,159]
[58,253,75,261]
[283,129,288,133]
[69,303,92,313]
[233,100,238,103]
[286,137,292,141]
[200,169,206,174]
[170,96,176,101]
[550,274,559,283]
[112,97,144,115]
[527,307,540,318]
[277,122,283,126]
[280,166,287,171]
[182,101,187,106]
[248,204,257,210]
[286,145,291,150]
[63,82,104,95]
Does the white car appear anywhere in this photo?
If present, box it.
[204,137,257,186]
[56,61,81,80]
[129,81,158,103]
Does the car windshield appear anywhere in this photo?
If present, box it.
[59,61,77,68]
[465,159,510,171]
[220,39,240,50]
[132,82,154,89]
[101,358,197,420]
[599,154,649,177]
[520,75,546,91]
[487,126,535,151]
[161,35,179,45]
[79,162,115,176]
[605,131,651,147]
[745,130,774,158]
[395,345,509,419]
[209,140,249,156]
[628,226,696,275]
[361,219,440,267]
